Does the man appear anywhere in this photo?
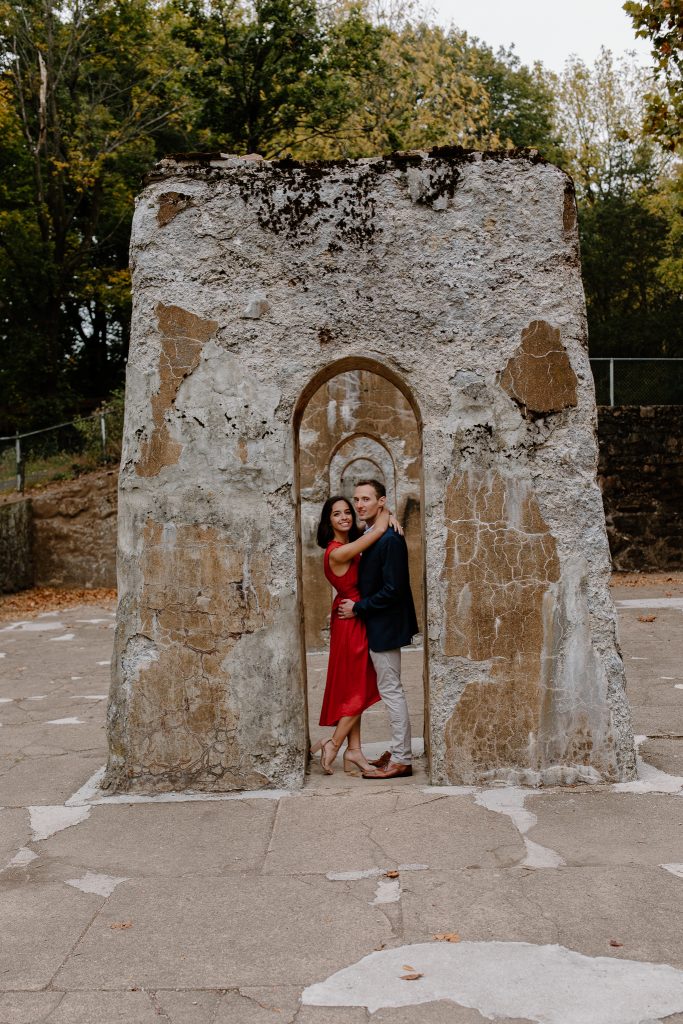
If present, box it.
[338,479,418,779]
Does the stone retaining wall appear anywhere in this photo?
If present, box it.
[0,498,32,593]
[0,470,117,592]
[598,406,683,571]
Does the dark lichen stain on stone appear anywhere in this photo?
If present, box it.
[318,326,334,345]
[233,162,381,246]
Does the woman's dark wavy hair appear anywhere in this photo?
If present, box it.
[316,495,361,549]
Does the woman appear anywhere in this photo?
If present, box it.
[311,495,393,776]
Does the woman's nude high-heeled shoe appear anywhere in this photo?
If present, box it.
[343,747,380,777]
[310,738,339,775]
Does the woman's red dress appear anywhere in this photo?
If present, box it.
[319,541,381,727]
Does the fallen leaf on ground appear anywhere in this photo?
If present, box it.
[401,973,423,981]
[638,615,657,622]
[385,870,400,878]
[609,939,623,947]
[433,932,461,942]
[402,965,415,970]
[110,920,133,930]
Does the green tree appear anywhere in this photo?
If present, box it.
[624,0,683,149]
[169,0,388,157]
[554,49,682,359]
[0,0,189,431]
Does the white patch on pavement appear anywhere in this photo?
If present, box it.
[301,940,683,1021]
[1,620,64,632]
[96,660,110,666]
[2,847,38,870]
[661,676,675,680]
[630,657,647,660]
[676,684,683,691]
[28,805,91,841]
[65,871,128,897]
[475,788,566,869]
[327,868,383,881]
[49,634,75,642]
[76,618,111,624]
[0,697,12,703]
[47,717,84,725]
[26,695,46,700]
[70,676,82,680]
[616,598,683,609]
[372,877,401,904]
[0,652,6,657]
[613,736,683,794]
[662,864,683,879]
[70,694,107,700]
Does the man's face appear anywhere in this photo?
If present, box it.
[353,484,385,523]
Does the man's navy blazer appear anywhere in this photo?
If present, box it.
[353,527,418,652]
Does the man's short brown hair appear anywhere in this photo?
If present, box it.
[354,478,386,499]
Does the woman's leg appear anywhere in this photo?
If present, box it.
[318,714,362,772]
[347,718,362,750]
[331,714,360,750]
[340,714,378,773]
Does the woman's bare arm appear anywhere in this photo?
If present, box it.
[329,508,391,564]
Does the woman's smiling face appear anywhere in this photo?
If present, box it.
[330,499,354,534]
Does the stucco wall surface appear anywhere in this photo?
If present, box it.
[107,148,636,793]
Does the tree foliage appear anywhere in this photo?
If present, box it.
[0,0,191,429]
[553,48,682,358]
[624,0,683,149]
[0,0,681,433]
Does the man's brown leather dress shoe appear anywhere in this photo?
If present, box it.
[362,761,413,779]
[368,750,391,770]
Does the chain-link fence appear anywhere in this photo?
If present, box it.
[0,393,124,494]
[590,358,683,406]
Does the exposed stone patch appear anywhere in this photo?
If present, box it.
[157,191,195,227]
[135,304,218,478]
[441,469,563,782]
[500,320,578,418]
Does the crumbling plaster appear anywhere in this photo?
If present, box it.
[106,148,635,792]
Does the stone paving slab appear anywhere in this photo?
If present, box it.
[0,808,30,864]
[640,738,683,776]
[36,801,277,879]
[526,791,683,866]
[0,882,99,991]
[0,750,105,806]
[53,875,392,991]
[401,865,683,967]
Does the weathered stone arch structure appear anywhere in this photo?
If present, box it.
[106,148,636,793]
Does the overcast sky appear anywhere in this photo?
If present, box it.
[426,0,651,71]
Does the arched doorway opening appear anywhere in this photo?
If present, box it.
[294,359,428,780]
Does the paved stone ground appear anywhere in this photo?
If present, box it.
[1,578,683,1023]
